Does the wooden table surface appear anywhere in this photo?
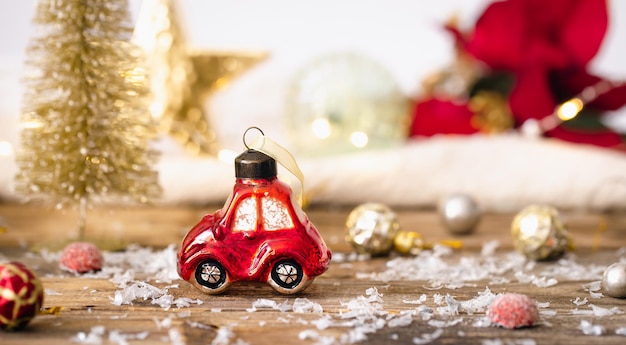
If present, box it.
[1,203,626,345]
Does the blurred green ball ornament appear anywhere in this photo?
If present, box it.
[284,52,409,156]
[511,205,572,261]
[345,202,401,256]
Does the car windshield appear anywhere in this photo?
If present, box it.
[232,196,295,232]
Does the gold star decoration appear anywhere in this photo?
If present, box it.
[133,0,268,156]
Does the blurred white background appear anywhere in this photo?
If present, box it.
[1,0,625,154]
[2,0,626,209]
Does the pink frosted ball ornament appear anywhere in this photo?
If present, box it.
[60,242,104,273]
[487,293,540,329]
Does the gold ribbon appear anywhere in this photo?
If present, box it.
[244,127,305,207]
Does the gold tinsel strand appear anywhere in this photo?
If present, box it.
[16,0,161,230]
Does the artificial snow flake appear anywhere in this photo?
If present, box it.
[433,294,445,305]
[481,240,500,256]
[211,326,235,345]
[578,320,606,336]
[361,246,605,293]
[111,281,164,305]
[339,287,385,319]
[387,313,413,327]
[154,316,173,329]
[539,310,557,317]
[415,305,435,321]
[246,299,291,312]
[514,272,558,288]
[412,328,443,344]
[541,255,605,281]
[298,329,320,340]
[71,325,106,344]
[187,321,213,330]
[108,330,149,345]
[473,316,492,328]
[403,294,427,304]
[177,311,191,318]
[427,318,463,328]
[573,297,588,306]
[582,281,604,299]
[481,339,536,345]
[168,328,185,345]
[311,316,334,330]
[572,304,623,317]
[292,298,323,313]
[72,326,150,345]
[365,247,524,288]
[435,288,498,316]
[460,287,498,315]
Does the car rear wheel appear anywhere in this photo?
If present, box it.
[268,259,311,294]
[194,259,230,294]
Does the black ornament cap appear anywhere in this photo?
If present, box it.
[235,149,277,179]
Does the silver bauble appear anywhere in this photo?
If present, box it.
[602,262,626,298]
[438,194,481,235]
[345,203,400,256]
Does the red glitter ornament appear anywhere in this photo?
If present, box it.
[60,242,104,273]
[488,293,540,329]
[0,261,44,331]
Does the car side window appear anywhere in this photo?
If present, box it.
[262,196,294,231]
[233,197,257,232]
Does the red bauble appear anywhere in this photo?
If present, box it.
[488,293,539,329]
[177,149,331,295]
[60,242,104,273]
[0,261,44,331]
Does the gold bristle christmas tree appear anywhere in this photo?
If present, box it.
[16,0,161,239]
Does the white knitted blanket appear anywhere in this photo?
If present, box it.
[4,134,624,212]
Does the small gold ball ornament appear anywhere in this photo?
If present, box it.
[393,230,425,255]
[438,194,481,235]
[510,205,572,261]
[602,262,626,298]
[345,203,401,256]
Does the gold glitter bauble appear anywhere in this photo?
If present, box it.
[345,203,401,256]
[511,205,572,261]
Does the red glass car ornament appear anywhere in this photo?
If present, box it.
[177,146,332,294]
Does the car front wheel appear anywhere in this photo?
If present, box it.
[268,259,311,294]
[194,259,230,294]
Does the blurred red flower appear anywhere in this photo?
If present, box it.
[409,98,478,137]
[410,0,626,149]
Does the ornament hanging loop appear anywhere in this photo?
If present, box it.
[243,126,265,150]
[243,127,306,207]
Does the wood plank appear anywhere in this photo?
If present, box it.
[1,203,626,344]
[1,203,624,251]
